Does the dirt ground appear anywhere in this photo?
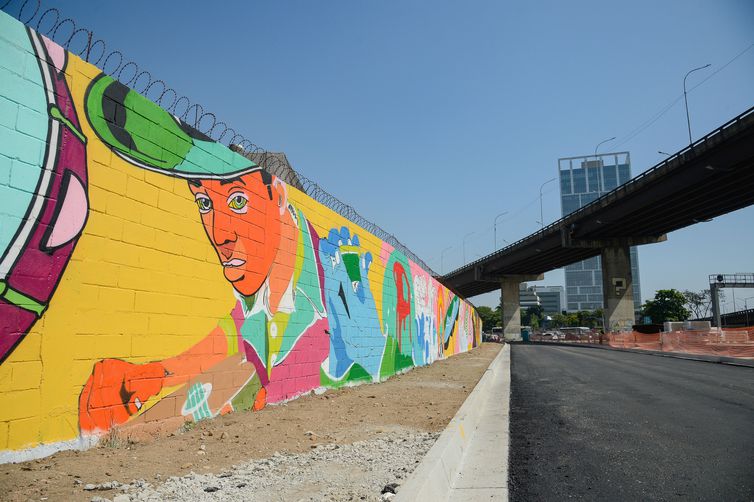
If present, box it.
[0,343,502,501]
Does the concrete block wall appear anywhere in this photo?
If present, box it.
[0,12,481,461]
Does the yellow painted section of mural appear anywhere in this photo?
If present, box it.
[0,12,480,458]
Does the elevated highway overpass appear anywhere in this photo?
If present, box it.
[440,106,754,334]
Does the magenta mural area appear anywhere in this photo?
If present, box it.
[0,23,88,364]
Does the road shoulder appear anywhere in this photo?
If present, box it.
[397,343,510,501]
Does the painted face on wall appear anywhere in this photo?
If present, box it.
[84,68,274,295]
[188,171,287,296]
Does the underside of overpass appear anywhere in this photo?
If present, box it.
[440,106,754,335]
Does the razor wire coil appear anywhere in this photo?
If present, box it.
[1,0,438,275]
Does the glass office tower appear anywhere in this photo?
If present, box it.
[534,285,565,315]
[558,152,641,312]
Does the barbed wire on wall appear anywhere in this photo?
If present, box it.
[1,0,438,276]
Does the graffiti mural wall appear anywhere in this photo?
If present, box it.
[0,11,481,458]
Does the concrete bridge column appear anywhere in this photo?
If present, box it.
[601,247,635,332]
[500,274,543,340]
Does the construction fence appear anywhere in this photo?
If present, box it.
[607,328,754,359]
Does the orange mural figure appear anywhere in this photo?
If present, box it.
[188,172,294,307]
[79,77,328,433]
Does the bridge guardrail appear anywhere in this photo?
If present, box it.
[446,105,754,278]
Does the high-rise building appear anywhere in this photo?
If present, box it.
[558,152,641,312]
[533,285,565,315]
[519,283,541,310]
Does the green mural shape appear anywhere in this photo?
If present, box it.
[231,374,263,412]
[381,250,415,361]
[379,335,415,379]
[184,383,212,421]
[319,363,371,389]
[443,295,460,346]
[85,74,257,180]
[340,246,362,284]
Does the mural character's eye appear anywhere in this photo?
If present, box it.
[227,192,249,213]
[195,194,212,214]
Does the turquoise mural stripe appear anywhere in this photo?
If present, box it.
[0,17,47,262]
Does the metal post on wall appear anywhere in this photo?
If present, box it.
[710,280,722,329]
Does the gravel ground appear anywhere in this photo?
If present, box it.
[82,429,436,502]
[1,344,501,501]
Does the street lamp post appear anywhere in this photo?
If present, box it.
[538,177,557,230]
[493,211,508,251]
[594,137,616,157]
[683,64,711,145]
[463,232,475,265]
[440,246,452,274]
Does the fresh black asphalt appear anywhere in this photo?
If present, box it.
[508,344,754,501]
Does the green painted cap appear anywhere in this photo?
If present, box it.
[85,74,259,179]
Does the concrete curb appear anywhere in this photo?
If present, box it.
[513,341,754,368]
[396,344,510,501]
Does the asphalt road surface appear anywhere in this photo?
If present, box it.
[508,344,754,501]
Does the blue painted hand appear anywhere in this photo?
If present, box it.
[319,227,384,379]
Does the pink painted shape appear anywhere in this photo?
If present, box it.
[379,242,395,268]
[238,317,330,404]
[231,299,330,404]
[46,174,88,248]
[266,317,329,403]
[41,35,65,73]
[409,260,429,282]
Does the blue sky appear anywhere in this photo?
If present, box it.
[12,0,754,311]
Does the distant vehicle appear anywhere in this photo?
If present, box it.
[492,326,518,342]
[560,327,592,340]
[483,329,503,343]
